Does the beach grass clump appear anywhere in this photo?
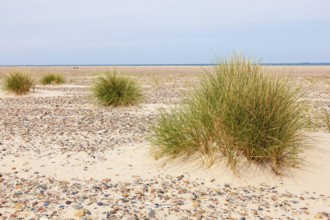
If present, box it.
[321,108,330,132]
[92,70,143,106]
[150,55,306,174]
[41,73,65,85]
[2,71,34,95]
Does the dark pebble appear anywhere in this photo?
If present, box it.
[97,202,103,206]
[149,209,156,218]
[65,201,72,205]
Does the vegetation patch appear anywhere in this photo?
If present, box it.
[3,71,35,95]
[41,73,65,85]
[92,70,143,106]
[321,108,330,132]
[150,55,306,174]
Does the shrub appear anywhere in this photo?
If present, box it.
[3,71,34,95]
[150,55,306,174]
[41,73,65,85]
[92,70,143,106]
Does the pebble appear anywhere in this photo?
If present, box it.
[271,195,277,201]
[74,209,85,217]
[9,214,17,218]
[192,201,201,207]
[149,209,156,218]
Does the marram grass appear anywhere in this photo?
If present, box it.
[150,55,306,174]
[321,108,330,133]
[3,71,35,95]
[92,71,143,106]
[41,73,65,85]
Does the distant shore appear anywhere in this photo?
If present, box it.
[1,62,330,67]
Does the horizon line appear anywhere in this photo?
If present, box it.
[1,62,330,67]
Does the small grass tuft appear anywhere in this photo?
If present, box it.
[92,70,143,106]
[3,71,35,95]
[150,54,307,174]
[41,73,65,85]
[321,108,330,132]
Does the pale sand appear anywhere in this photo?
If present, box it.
[0,133,329,218]
[1,132,329,194]
[0,66,330,219]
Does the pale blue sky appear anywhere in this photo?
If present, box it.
[1,0,329,65]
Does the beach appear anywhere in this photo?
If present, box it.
[0,66,330,219]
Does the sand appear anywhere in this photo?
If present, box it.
[0,66,330,219]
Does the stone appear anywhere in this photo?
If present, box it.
[196,213,203,220]
[15,203,24,210]
[149,209,156,218]
[192,202,200,207]
[172,205,179,212]
[314,213,323,219]
[17,211,29,218]
[178,189,185,194]
[165,174,173,180]
[271,195,278,201]
[122,193,129,197]
[102,178,111,182]
[74,209,85,217]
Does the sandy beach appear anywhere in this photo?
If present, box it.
[0,66,330,220]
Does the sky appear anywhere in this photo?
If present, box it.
[0,0,330,65]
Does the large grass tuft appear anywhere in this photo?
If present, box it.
[150,55,306,174]
[2,71,35,95]
[41,73,65,85]
[92,70,143,106]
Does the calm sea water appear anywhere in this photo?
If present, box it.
[1,63,330,67]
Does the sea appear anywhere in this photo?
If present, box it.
[1,63,330,67]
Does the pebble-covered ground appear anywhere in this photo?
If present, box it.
[0,66,330,219]
[1,172,330,220]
